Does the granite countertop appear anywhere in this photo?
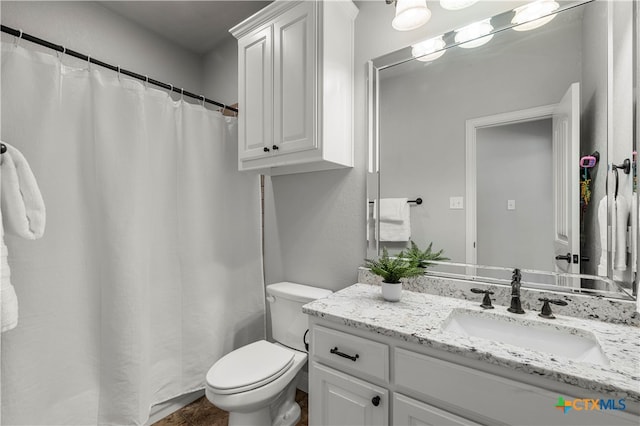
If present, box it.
[303,283,640,403]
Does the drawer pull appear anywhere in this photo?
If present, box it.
[371,395,381,407]
[330,346,359,362]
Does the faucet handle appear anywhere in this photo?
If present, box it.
[470,288,495,309]
[511,268,522,280]
[538,298,568,319]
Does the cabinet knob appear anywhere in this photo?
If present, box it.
[263,147,270,152]
[371,395,381,407]
[272,144,279,150]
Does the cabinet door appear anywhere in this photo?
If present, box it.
[310,362,387,426]
[272,1,317,155]
[393,393,480,426]
[238,26,272,161]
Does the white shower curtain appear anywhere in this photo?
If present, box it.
[0,43,265,425]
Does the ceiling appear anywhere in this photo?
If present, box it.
[99,1,533,57]
[100,1,272,55]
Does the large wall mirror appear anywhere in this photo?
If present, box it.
[367,0,638,300]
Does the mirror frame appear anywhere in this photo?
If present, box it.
[366,0,637,301]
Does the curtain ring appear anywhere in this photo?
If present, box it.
[169,84,173,95]
[86,55,91,71]
[117,66,121,81]
[14,29,23,47]
[144,75,149,89]
[180,88,184,101]
[200,95,206,107]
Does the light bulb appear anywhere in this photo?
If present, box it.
[392,0,432,32]
[454,19,494,49]
[440,0,478,11]
[412,36,446,62]
[512,0,560,31]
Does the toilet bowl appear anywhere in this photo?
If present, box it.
[205,282,332,426]
[206,341,307,425]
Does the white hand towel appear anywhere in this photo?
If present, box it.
[631,194,637,273]
[379,199,411,242]
[1,142,46,239]
[377,198,408,222]
[613,195,630,271]
[597,196,608,276]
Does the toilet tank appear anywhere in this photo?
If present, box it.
[266,282,332,352]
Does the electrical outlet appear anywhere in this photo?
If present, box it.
[507,199,516,210]
[450,197,464,210]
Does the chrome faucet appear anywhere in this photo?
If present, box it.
[507,268,525,314]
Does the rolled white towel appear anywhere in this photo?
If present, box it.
[1,141,46,239]
[1,241,18,332]
[0,141,46,333]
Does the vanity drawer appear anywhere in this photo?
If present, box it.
[312,325,389,383]
[395,348,638,426]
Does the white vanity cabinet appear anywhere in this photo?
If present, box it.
[393,393,478,426]
[230,0,357,176]
[312,363,388,426]
[308,319,639,426]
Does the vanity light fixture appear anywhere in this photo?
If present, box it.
[440,0,478,11]
[512,0,560,32]
[411,35,446,62]
[390,0,432,31]
[454,19,494,48]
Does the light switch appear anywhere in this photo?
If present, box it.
[507,199,516,210]
[450,197,464,210]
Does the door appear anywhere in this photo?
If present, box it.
[552,82,581,282]
[393,393,480,426]
[238,26,273,161]
[272,1,317,155]
[310,362,387,426]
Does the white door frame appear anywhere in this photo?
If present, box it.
[465,104,557,265]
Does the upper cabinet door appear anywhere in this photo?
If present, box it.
[231,0,356,175]
[238,26,273,161]
[272,1,317,154]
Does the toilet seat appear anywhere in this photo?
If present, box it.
[206,340,295,395]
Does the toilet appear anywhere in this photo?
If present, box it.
[205,282,332,426]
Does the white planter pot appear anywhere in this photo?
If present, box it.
[381,282,402,302]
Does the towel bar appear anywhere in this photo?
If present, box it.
[368,198,422,205]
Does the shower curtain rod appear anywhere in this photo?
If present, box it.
[1,25,239,114]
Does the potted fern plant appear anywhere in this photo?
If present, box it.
[404,240,449,269]
[364,247,423,302]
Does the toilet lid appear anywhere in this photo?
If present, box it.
[206,340,295,394]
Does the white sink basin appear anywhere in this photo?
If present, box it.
[441,309,609,366]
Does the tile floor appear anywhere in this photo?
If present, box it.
[152,389,308,426]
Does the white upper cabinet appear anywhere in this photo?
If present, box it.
[230,0,357,175]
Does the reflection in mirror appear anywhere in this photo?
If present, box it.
[367,0,637,300]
